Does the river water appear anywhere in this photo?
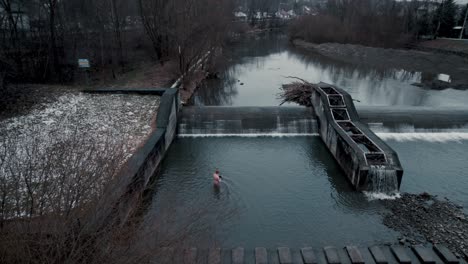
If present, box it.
[142,32,468,248]
[195,33,468,107]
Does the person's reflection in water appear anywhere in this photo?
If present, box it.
[212,169,222,200]
[213,184,221,200]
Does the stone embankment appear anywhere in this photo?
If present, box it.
[382,193,468,259]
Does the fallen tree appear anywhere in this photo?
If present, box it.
[278,77,314,107]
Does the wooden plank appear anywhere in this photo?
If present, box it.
[208,248,221,264]
[338,248,352,264]
[278,247,293,264]
[433,245,459,264]
[292,248,305,264]
[391,246,412,264]
[232,247,245,264]
[346,246,365,264]
[184,248,197,264]
[412,246,436,264]
[369,246,388,264]
[301,247,318,264]
[325,247,341,264]
[255,247,268,264]
[358,247,376,264]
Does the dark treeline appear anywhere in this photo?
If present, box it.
[0,0,233,84]
[289,0,467,48]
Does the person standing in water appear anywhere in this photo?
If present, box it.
[213,169,222,185]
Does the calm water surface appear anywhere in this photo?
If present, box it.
[144,137,468,248]
[144,137,398,248]
[195,33,468,107]
[142,32,468,248]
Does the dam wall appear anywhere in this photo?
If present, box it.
[179,106,468,136]
[179,106,317,135]
[83,88,180,224]
[310,83,404,192]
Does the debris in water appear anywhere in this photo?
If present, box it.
[278,77,314,107]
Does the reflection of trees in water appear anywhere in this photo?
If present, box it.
[228,32,288,59]
[288,48,432,106]
[288,47,421,84]
[196,76,238,105]
[196,34,283,105]
[197,32,441,106]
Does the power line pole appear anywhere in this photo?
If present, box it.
[460,4,468,39]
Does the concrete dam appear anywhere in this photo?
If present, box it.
[179,83,407,193]
[179,106,468,136]
[309,83,403,193]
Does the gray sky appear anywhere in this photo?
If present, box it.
[456,0,468,4]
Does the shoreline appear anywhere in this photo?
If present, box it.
[291,39,468,90]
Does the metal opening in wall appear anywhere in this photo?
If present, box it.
[338,122,363,135]
[331,109,350,121]
[350,135,382,153]
[327,95,346,107]
[320,86,340,95]
[365,153,387,165]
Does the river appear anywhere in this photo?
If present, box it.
[141,32,468,248]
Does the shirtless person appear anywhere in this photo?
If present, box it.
[213,169,222,185]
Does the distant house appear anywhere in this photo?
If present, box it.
[254,11,270,20]
[453,26,468,38]
[234,11,247,21]
[0,3,30,31]
[275,9,296,19]
[416,2,439,18]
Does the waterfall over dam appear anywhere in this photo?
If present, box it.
[177,90,468,192]
[178,106,318,135]
[178,106,468,136]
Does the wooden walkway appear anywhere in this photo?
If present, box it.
[151,245,467,264]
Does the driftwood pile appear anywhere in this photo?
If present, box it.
[278,78,316,107]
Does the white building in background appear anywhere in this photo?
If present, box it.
[254,11,270,19]
[234,11,247,21]
[275,10,296,19]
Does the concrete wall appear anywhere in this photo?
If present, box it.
[83,88,180,224]
[310,83,403,191]
[179,106,317,135]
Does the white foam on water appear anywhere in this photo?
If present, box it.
[376,132,468,142]
[178,133,320,138]
[364,191,401,200]
[366,165,399,194]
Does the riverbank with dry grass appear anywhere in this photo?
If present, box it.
[0,59,179,263]
[417,39,468,58]
[0,50,223,262]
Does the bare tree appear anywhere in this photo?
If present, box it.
[138,0,233,75]
[291,0,418,48]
